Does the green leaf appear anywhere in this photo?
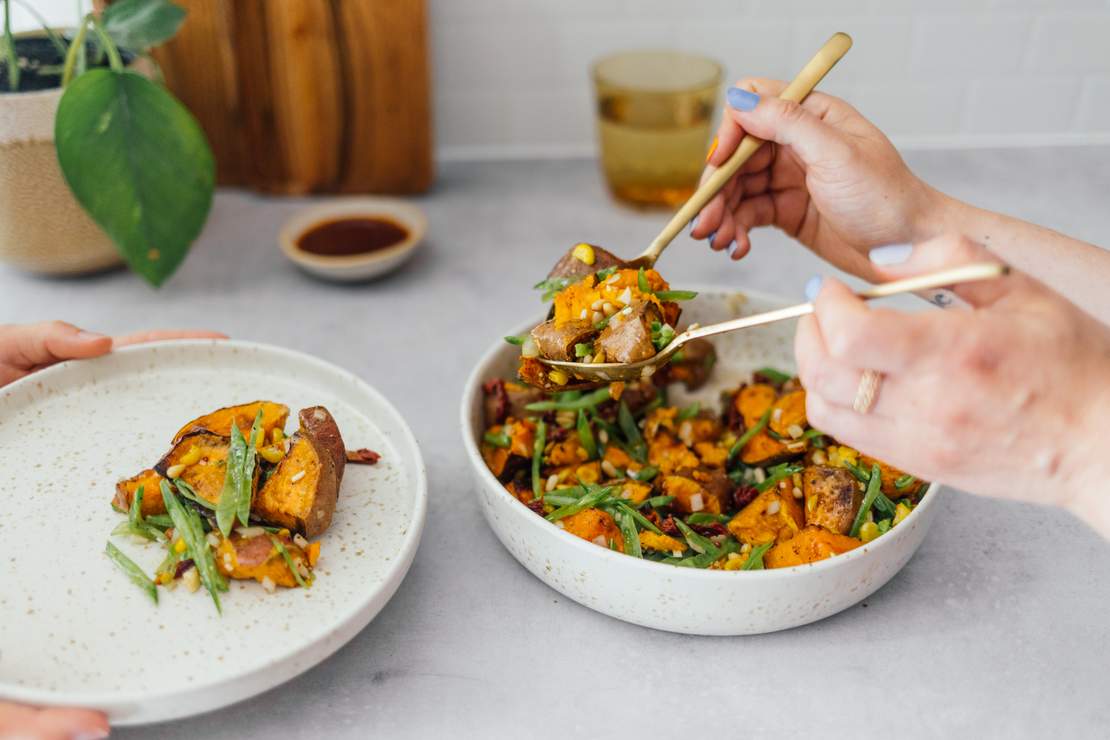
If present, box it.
[54,69,214,286]
[102,0,186,52]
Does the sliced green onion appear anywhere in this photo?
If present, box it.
[895,474,918,490]
[843,461,872,484]
[534,276,576,301]
[173,477,216,510]
[545,484,614,522]
[614,507,642,558]
[504,335,525,346]
[627,465,658,482]
[618,401,646,462]
[483,430,511,448]
[676,402,701,422]
[728,407,771,463]
[531,419,547,500]
[269,534,309,589]
[876,518,892,534]
[755,367,792,385]
[576,410,598,460]
[105,540,158,603]
[654,290,698,302]
[666,539,737,568]
[607,500,662,535]
[637,267,651,294]
[574,343,592,358]
[849,464,883,538]
[873,492,897,517]
[637,494,674,509]
[145,514,174,529]
[741,541,773,570]
[162,479,226,612]
[239,410,264,527]
[595,266,619,280]
[526,387,612,411]
[755,463,804,493]
[687,512,730,525]
[216,422,249,537]
[674,518,719,556]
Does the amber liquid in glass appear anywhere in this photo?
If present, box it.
[596,88,717,208]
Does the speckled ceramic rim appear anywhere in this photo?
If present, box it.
[278,197,427,269]
[460,287,942,581]
[0,339,428,718]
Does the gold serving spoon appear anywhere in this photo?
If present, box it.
[546,31,854,282]
[537,262,1009,384]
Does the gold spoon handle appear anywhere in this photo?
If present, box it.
[637,32,854,267]
[680,262,1008,345]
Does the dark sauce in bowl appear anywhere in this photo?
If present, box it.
[296,217,409,258]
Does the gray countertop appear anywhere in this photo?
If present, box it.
[3,148,1109,739]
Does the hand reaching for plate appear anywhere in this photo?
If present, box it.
[0,322,227,388]
[0,701,109,739]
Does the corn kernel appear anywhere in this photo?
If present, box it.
[179,445,202,466]
[259,446,284,464]
[893,502,912,526]
[572,242,595,265]
[173,538,187,554]
[271,427,284,444]
[548,369,569,386]
[859,520,880,543]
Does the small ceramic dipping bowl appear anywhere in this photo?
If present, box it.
[279,197,427,282]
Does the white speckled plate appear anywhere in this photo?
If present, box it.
[0,340,427,725]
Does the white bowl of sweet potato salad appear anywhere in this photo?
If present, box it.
[462,288,942,635]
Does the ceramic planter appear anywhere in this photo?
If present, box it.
[0,33,123,275]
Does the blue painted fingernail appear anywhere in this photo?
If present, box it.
[727,87,760,111]
[707,230,717,247]
[804,275,823,302]
[869,243,913,266]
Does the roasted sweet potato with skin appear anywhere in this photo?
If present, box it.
[215,530,316,588]
[172,401,289,446]
[531,319,598,361]
[596,300,662,364]
[764,526,861,568]
[547,243,624,281]
[727,488,805,545]
[298,407,346,485]
[657,338,716,391]
[113,469,165,516]
[254,407,345,538]
[154,432,239,509]
[559,508,624,550]
[661,468,730,515]
[803,465,862,534]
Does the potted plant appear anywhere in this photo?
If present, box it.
[0,0,213,286]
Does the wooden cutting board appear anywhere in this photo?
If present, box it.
[102,0,433,195]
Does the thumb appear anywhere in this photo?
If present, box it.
[725,84,851,167]
[866,235,1018,308]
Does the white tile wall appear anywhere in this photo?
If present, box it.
[15,0,1110,159]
